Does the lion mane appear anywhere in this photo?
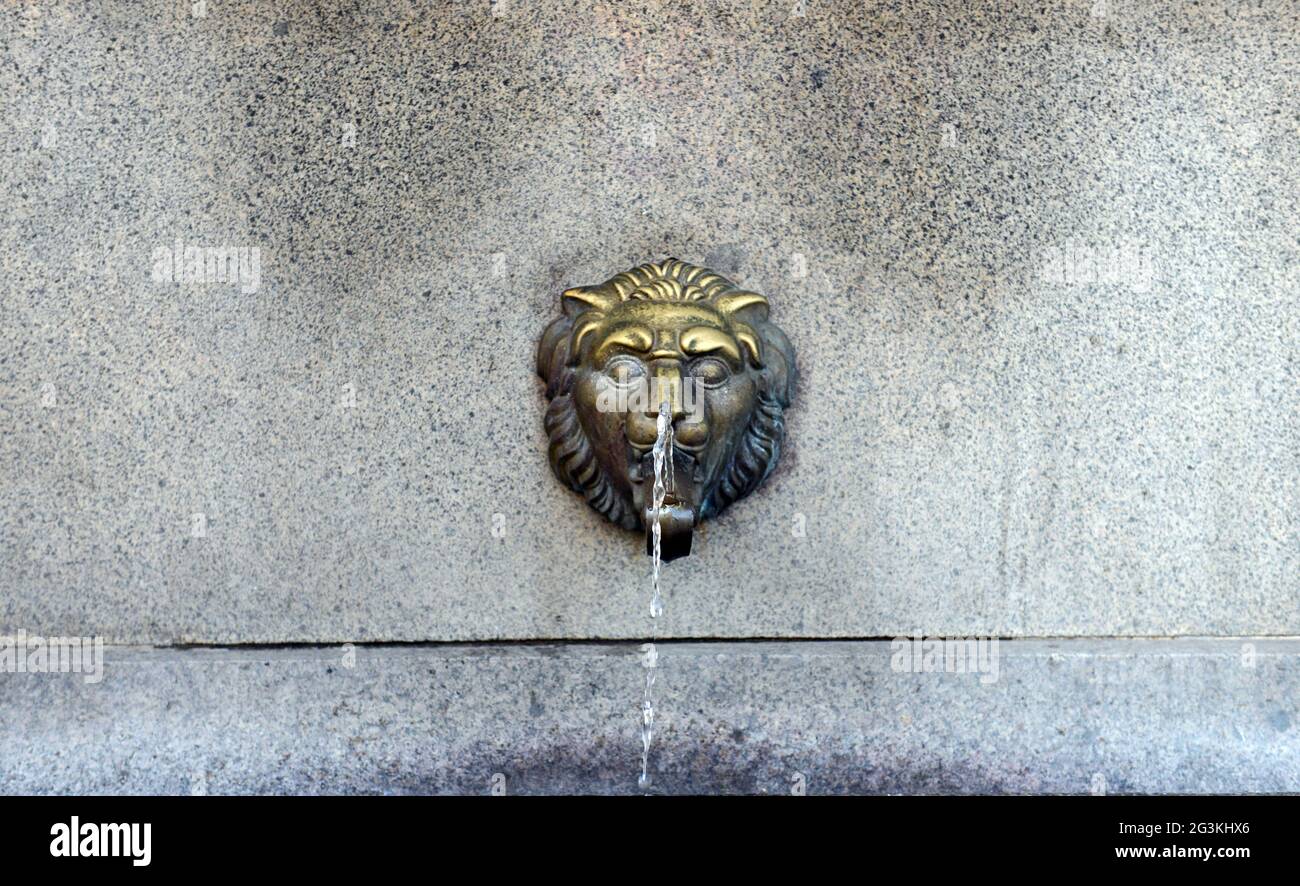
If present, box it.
[536,259,796,530]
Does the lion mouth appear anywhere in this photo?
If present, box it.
[627,445,703,488]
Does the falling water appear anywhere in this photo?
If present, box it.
[639,398,673,792]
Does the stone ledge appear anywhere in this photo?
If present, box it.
[1,639,1295,794]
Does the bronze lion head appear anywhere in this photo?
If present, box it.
[537,259,797,559]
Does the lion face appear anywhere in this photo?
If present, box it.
[537,259,796,536]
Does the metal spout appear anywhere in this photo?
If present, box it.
[645,497,694,562]
[639,445,696,562]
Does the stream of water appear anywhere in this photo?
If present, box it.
[638,398,673,792]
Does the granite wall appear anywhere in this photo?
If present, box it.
[1,0,1295,793]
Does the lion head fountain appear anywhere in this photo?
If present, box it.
[537,259,797,560]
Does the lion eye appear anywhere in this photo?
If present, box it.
[604,356,647,388]
[690,357,730,389]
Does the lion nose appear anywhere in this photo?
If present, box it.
[644,363,711,448]
[646,364,686,422]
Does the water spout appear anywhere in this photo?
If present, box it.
[643,405,695,563]
[639,398,674,792]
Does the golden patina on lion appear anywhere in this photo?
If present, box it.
[537,259,796,552]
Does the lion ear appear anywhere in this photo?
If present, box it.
[562,287,616,317]
[714,290,769,322]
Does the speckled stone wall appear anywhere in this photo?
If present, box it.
[3,0,1296,646]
